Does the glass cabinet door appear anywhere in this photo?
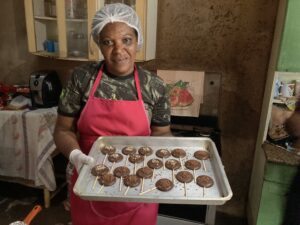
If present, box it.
[65,0,88,58]
[31,0,59,56]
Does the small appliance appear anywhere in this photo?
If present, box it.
[29,70,62,108]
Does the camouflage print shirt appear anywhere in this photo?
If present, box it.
[58,61,171,126]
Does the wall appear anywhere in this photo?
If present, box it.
[0,0,279,218]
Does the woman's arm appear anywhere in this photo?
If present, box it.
[54,114,80,158]
[151,125,173,136]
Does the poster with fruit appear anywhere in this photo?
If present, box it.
[157,70,205,117]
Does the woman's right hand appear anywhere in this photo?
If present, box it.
[69,149,95,172]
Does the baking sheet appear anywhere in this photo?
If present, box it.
[74,136,232,205]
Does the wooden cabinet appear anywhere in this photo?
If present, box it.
[24,0,157,61]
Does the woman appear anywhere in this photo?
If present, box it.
[54,3,172,225]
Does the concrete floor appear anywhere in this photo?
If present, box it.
[0,180,247,225]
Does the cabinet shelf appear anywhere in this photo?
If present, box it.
[24,0,157,61]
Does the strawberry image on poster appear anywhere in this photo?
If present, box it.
[167,80,194,107]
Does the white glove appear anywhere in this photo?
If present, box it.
[69,149,95,172]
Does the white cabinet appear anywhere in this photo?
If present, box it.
[24,0,157,61]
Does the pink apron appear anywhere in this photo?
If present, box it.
[70,64,158,225]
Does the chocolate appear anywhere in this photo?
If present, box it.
[171,148,186,158]
[138,146,153,156]
[156,149,171,158]
[101,145,116,155]
[165,159,181,170]
[122,146,137,155]
[176,171,193,183]
[91,164,109,177]
[123,175,141,187]
[185,159,201,170]
[113,166,130,178]
[128,154,144,164]
[98,173,116,186]
[155,178,174,192]
[194,150,210,160]
[108,153,123,163]
[147,158,163,169]
[136,167,153,179]
[196,175,214,188]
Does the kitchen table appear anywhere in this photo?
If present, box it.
[0,107,58,207]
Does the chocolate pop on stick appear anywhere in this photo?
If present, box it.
[185,159,201,182]
[165,159,181,183]
[147,158,163,181]
[97,173,116,193]
[108,153,123,172]
[196,175,214,197]
[176,171,193,197]
[113,166,130,191]
[136,166,153,192]
[194,150,210,172]
[156,149,171,170]
[138,146,153,166]
[122,146,137,165]
[123,175,141,196]
[129,154,144,174]
[91,164,109,190]
[171,148,186,169]
[100,145,116,164]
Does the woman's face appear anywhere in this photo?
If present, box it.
[99,22,138,76]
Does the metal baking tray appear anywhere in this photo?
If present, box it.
[74,136,232,205]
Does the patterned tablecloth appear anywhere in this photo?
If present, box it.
[0,107,57,191]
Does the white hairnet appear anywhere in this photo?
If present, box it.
[91,3,143,49]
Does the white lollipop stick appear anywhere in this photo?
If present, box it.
[98,185,104,194]
[102,154,108,164]
[163,158,165,170]
[134,163,137,174]
[151,169,155,181]
[184,183,187,197]
[202,160,206,171]
[180,157,183,169]
[125,155,129,165]
[141,178,145,193]
[124,186,130,196]
[143,156,147,166]
[110,162,115,173]
[119,177,123,192]
[139,187,157,195]
[193,170,196,183]
[203,187,205,197]
[92,176,98,190]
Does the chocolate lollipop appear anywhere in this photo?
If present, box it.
[100,145,116,164]
[91,164,109,189]
[185,159,201,182]
[138,146,153,166]
[196,175,214,197]
[139,178,174,196]
[122,146,137,165]
[123,175,141,195]
[156,178,174,192]
[136,167,154,192]
[165,159,181,183]
[147,158,163,181]
[176,171,194,197]
[98,173,116,193]
[156,149,171,170]
[108,153,123,172]
[113,166,130,191]
[129,154,144,173]
[171,148,186,169]
[194,150,210,171]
